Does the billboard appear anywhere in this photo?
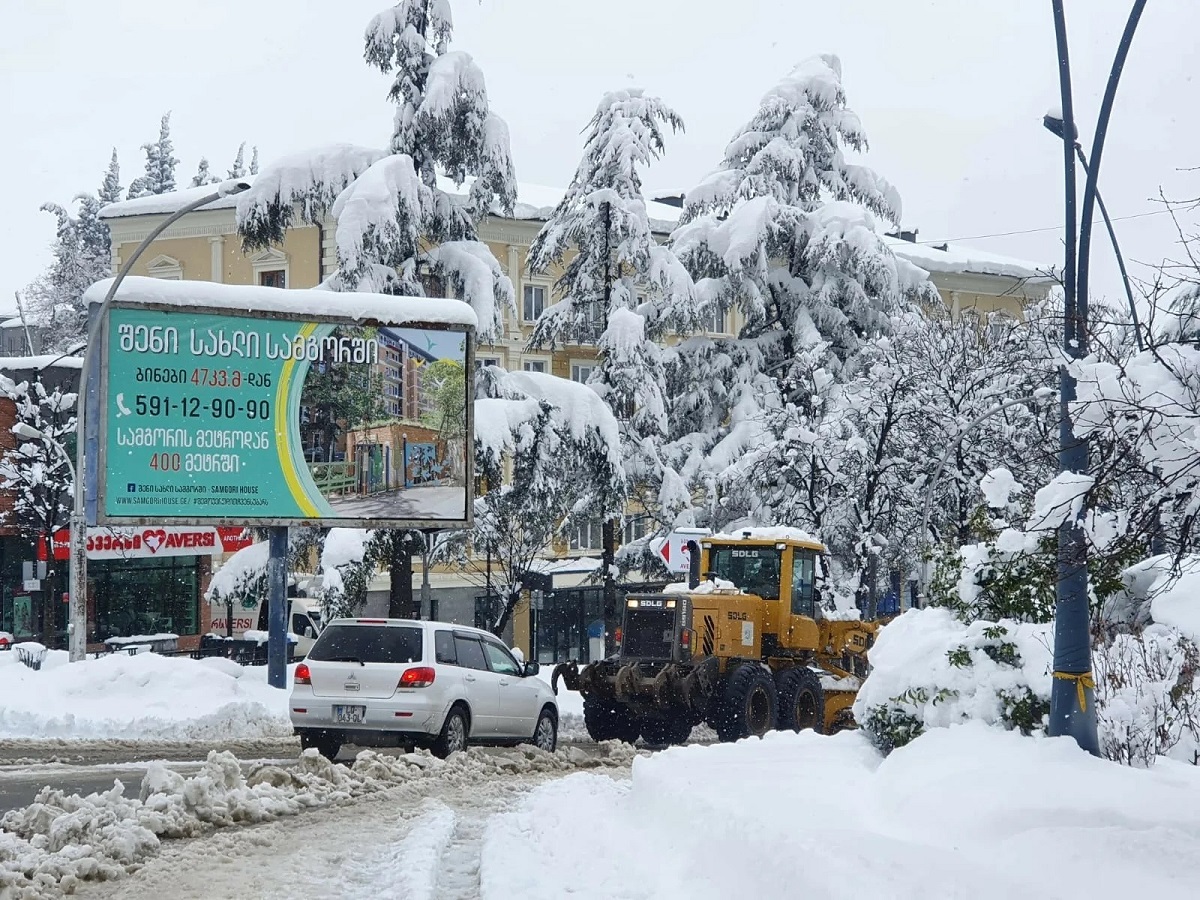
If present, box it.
[98,303,473,528]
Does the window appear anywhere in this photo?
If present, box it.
[522,360,547,373]
[571,363,595,384]
[435,630,457,664]
[291,613,315,638]
[709,546,782,601]
[453,633,489,670]
[523,284,546,322]
[259,269,286,289]
[308,624,423,663]
[420,272,447,298]
[706,304,727,334]
[986,312,1015,344]
[622,517,648,546]
[570,519,604,552]
[475,357,501,371]
[482,639,522,676]
[790,552,816,619]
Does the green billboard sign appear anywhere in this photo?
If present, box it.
[98,302,473,528]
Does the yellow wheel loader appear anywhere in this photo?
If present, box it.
[552,530,880,745]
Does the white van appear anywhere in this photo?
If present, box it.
[209,594,324,657]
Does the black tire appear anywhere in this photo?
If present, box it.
[299,731,342,761]
[431,705,470,759]
[582,697,641,744]
[639,714,693,747]
[776,668,825,734]
[532,706,558,753]
[709,664,778,742]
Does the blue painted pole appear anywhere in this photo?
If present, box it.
[267,526,289,689]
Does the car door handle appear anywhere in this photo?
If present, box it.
[499,679,511,686]
[465,674,477,682]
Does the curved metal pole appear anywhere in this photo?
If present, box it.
[1075,144,1143,352]
[68,180,249,661]
[917,395,1042,601]
[1076,0,1148,349]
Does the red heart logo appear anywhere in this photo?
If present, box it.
[143,529,167,553]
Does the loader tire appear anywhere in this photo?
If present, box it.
[639,714,693,747]
[710,664,778,742]
[776,667,825,734]
[583,697,641,744]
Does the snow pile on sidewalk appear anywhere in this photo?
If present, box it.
[0,650,292,742]
[852,607,1053,750]
[481,724,1200,900]
[0,742,639,898]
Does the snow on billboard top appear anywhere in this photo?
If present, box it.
[83,277,478,329]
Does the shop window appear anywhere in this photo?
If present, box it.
[89,556,200,642]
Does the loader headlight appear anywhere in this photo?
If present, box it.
[666,600,677,609]
[627,599,639,608]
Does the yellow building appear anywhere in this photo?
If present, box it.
[98,179,1055,652]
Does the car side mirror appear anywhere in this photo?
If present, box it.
[523,661,540,677]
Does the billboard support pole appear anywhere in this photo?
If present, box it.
[267,526,288,689]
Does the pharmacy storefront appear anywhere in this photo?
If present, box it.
[46,526,252,650]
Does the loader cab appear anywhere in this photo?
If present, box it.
[702,534,827,653]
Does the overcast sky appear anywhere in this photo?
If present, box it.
[2,0,1197,317]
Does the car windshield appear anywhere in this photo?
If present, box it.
[308,624,423,664]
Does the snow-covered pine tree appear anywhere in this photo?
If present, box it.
[0,373,77,645]
[228,143,247,179]
[526,88,694,598]
[249,146,259,175]
[98,149,123,207]
[238,0,517,337]
[237,0,519,611]
[127,112,179,198]
[190,157,219,187]
[668,55,940,542]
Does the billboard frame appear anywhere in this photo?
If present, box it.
[94,299,475,530]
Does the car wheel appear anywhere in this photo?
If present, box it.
[299,730,342,761]
[431,705,469,759]
[532,707,558,753]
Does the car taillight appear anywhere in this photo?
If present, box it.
[399,666,436,688]
[295,663,311,685]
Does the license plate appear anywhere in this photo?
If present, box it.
[333,705,366,724]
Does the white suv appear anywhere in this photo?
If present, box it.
[289,618,558,760]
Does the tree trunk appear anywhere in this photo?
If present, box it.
[387,534,415,619]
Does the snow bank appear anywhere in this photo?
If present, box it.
[0,742,638,899]
[1144,555,1200,641]
[481,724,1200,900]
[0,650,292,742]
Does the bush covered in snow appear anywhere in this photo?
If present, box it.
[857,608,1200,767]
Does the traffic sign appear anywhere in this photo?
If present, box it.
[653,528,710,574]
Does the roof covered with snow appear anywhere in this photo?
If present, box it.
[97,170,1051,283]
[882,236,1054,283]
[0,354,84,371]
[83,277,479,329]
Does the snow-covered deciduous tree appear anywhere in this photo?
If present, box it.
[0,373,76,646]
[437,369,626,634]
[525,89,693,598]
[190,157,219,187]
[666,56,940,567]
[238,1,517,338]
[127,113,179,199]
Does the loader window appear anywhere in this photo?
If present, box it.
[791,553,816,619]
[709,547,781,601]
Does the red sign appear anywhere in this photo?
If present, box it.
[46,526,253,561]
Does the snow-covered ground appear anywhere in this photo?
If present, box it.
[0,650,293,742]
[483,724,1200,900]
[3,743,638,899]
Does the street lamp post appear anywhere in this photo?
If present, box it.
[68,180,251,662]
[1046,0,1146,752]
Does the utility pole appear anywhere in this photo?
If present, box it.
[1046,0,1146,753]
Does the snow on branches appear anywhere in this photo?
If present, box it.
[0,374,77,539]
